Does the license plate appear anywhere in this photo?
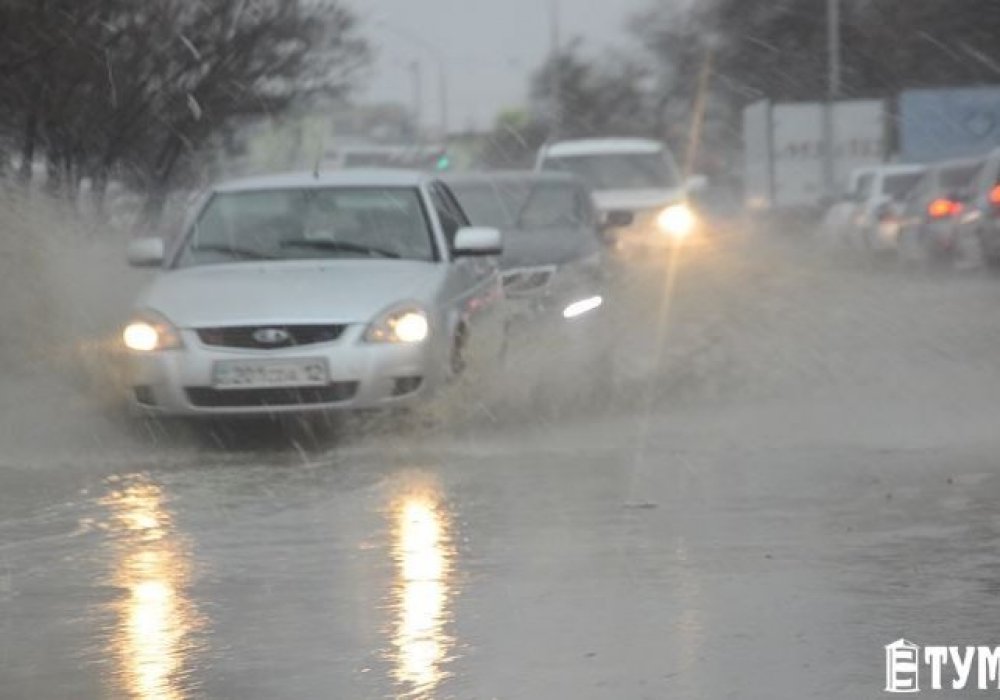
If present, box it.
[212,359,329,390]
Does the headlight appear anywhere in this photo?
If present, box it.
[657,204,697,239]
[562,295,603,320]
[365,306,430,344]
[122,311,183,352]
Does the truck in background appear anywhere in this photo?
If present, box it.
[743,98,888,214]
[899,86,1000,163]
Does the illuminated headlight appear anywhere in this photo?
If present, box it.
[365,306,430,344]
[122,311,183,352]
[562,295,603,320]
[656,204,697,239]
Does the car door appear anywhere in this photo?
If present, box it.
[428,182,503,362]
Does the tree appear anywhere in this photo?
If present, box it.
[626,0,1000,176]
[635,0,1000,108]
[477,109,549,170]
[0,0,368,218]
[530,41,656,139]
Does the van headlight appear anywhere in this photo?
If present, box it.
[365,306,430,344]
[123,311,183,352]
[657,204,697,239]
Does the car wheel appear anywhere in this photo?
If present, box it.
[450,325,468,378]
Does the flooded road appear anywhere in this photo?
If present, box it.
[3,230,1000,698]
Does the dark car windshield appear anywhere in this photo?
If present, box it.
[542,152,680,190]
[176,187,434,267]
[449,180,592,231]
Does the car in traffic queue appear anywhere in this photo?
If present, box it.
[954,148,1000,269]
[819,166,878,246]
[897,158,984,265]
[849,164,927,252]
[445,171,628,377]
[535,138,699,250]
[121,170,504,418]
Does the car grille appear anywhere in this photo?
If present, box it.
[625,208,660,233]
[196,325,346,350]
[502,266,556,297]
[185,383,359,408]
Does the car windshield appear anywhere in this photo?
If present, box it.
[883,173,924,199]
[176,187,434,267]
[543,152,680,190]
[449,180,588,230]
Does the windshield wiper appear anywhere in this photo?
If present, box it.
[280,239,401,259]
[188,243,276,261]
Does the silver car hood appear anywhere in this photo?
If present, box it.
[138,260,445,327]
[592,187,685,213]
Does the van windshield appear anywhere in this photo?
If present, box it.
[883,173,924,200]
[542,152,680,191]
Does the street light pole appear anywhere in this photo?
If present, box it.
[438,62,449,139]
[823,0,842,198]
[375,18,450,140]
[410,60,423,141]
[549,0,562,138]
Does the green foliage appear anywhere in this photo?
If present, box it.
[637,0,1000,105]
[0,0,368,214]
[530,41,656,138]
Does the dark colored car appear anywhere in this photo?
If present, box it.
[445,171,628,386]
[954,148,1000,268]
[445,172,618,324]
[897,158,984,264]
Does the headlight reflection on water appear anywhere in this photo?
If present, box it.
[101,480,202,700]
[388,481,457,698]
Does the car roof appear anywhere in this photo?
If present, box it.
[542,138,665,158]
[443,170,580,186]
[876,164,927,176]
[213,169,429,193]
[930,157,984,173]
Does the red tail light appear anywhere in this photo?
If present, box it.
[989,185,1000,207]
[928,198,963,219]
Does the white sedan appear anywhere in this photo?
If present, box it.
[122,170,504,417]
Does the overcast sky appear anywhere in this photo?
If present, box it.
[346,0,647,132]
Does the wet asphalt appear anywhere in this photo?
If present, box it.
[3,230,1000,699]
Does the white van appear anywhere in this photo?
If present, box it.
[537,138,698,244]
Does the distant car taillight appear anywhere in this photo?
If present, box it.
[927,198,963,219]
[989,185,1000,208]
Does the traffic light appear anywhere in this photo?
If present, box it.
[435,153,451,171]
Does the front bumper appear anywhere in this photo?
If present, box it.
[127,325,443,417]
[502,262,607,327]
[868,218,902,250]
[609,206,702,252]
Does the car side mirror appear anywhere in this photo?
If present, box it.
[127,237,166,268]
[603,210,634,230]
[453,227,502,257]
